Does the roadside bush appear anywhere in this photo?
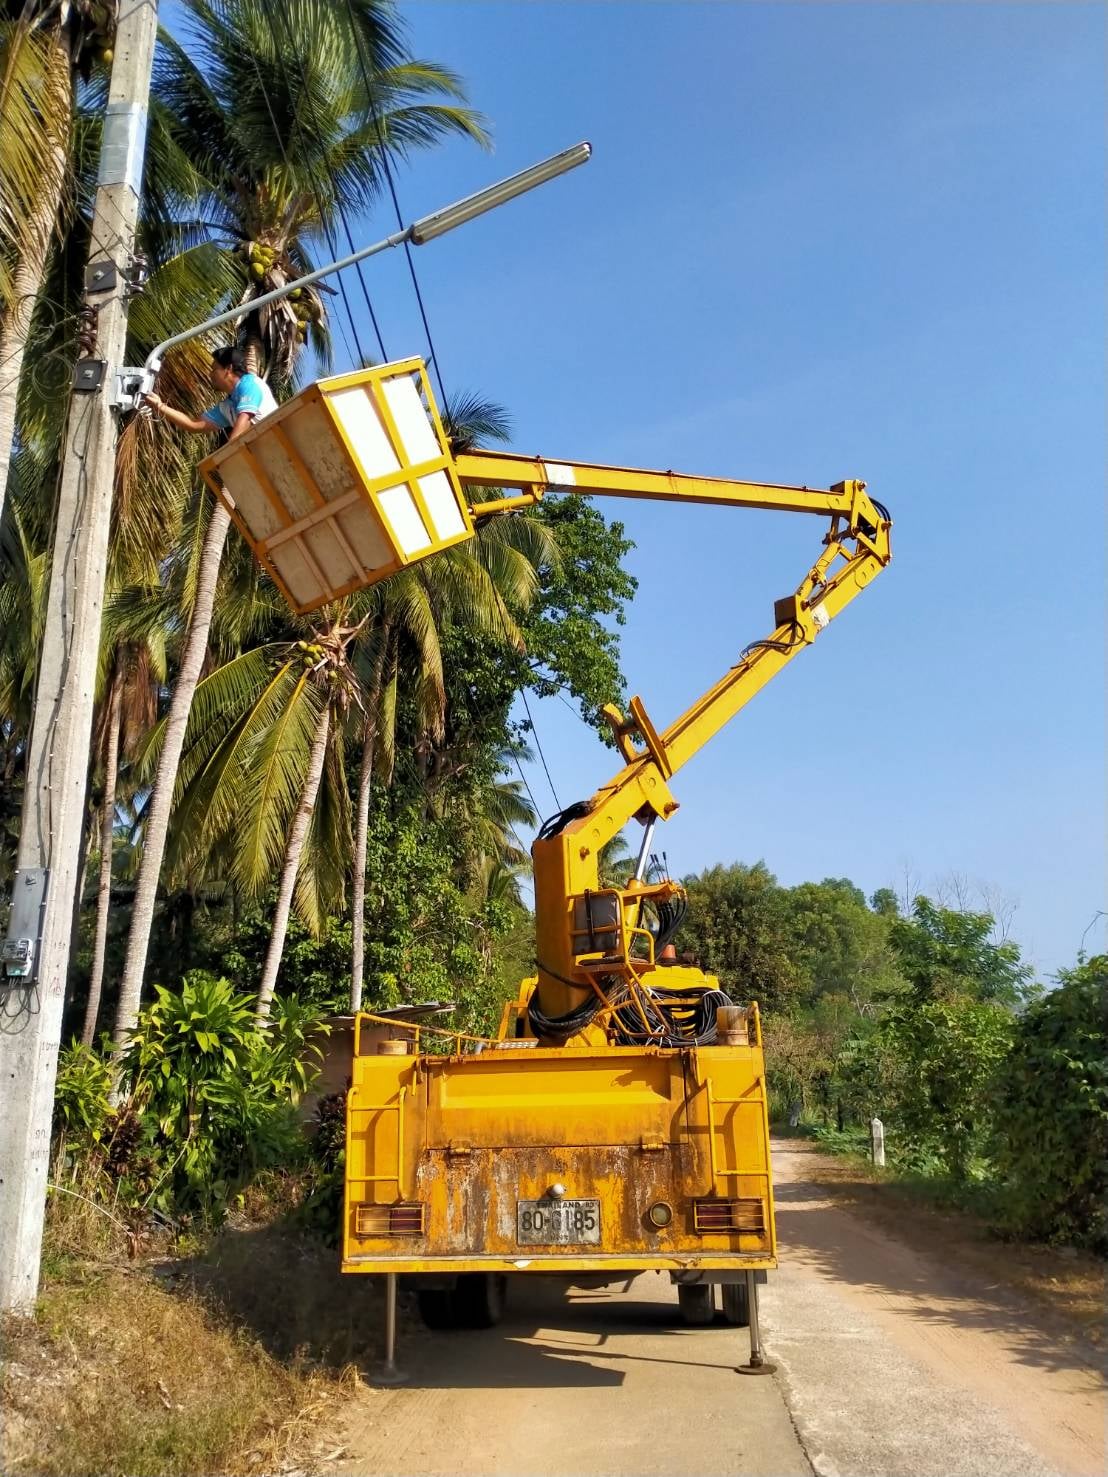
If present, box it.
[296,1091,347,1245]
[990,955,1108,1250]
[839,997,1015,1180]
[52,973,326,1227]
[53,1042,113,1148]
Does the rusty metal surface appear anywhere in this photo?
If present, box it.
[342,1037,777,1276]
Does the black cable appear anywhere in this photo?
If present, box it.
[264,0,389,364]
[341,0,448,404]
[536,798,591,843]
[609,982,732,1049]
[520,687,561,810]
[525,973,601,1041]
[741,621,806,661]
[510,747,540,820]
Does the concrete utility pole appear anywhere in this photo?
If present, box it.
[0,0,159,1314]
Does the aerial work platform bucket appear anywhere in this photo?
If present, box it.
[199,357,474,614]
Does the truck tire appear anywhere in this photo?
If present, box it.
[417,1275,507,1331]
[677,1282,715,1325]
[721,1280,749,1326]
[416,1287,459,1330]
[454,1273,508,1328]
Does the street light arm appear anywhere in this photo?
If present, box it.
[143,225,410,377]
[141,142,592,382]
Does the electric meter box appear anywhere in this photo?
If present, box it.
[199,357,474,614]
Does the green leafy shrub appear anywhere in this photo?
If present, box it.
[53,1042,113,1146]
[99,972,327,1220]
[990,955,1108,1250]
[297,1091,347,1245]
[841,997,1015,1180]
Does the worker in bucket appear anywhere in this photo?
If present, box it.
[143,345,277,441]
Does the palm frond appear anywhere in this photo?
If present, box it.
[442,390,512,453]
[233,665,328,894]
[0,19,71,303]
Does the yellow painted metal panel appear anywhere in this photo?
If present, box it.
[343,1032,776,1277]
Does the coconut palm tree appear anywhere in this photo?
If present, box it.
[80,609,168,1044]
[0,0,114,520]
[112,0,488,1053]
[128,497,555,1024]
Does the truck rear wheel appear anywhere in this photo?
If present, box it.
[721,1280,750,1326]
[416,1274,507,1331]
[677,1282,715,1325]
[455,1273,508,1328]
[415,1287,458,1329]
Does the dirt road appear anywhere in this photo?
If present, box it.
[326,1141,1105,1477]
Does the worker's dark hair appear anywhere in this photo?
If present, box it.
[212,345,248,376]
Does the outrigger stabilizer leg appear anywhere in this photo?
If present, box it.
[375,1272,408,1385]
[737,1269,777,1375]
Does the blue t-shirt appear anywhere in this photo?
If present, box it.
[203,372,278,431]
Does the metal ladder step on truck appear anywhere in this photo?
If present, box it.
[197,355,893,1373]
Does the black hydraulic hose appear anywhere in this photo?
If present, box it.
[536,799,591,843]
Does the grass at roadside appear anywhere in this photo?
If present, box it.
[0,1179,368,1477]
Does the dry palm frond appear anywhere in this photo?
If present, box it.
[0,18,71,306]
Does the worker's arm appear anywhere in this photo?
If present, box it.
[144,398,256,442]
[143,393,214,435]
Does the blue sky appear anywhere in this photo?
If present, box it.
[191,2,1105,976]
[358,1,1103,977]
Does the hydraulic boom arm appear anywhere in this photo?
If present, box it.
[454,450,893,1035]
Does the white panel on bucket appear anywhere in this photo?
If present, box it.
[379,483,432,558]
[220,459,283,540]
[338,503,392,572]
[283,402,352,515]
[329,386,400,481]
[253,434,312,518]
[268,540,317,610]
[419,470,465,541]
[382,374,440,466]
[304,522,356,591]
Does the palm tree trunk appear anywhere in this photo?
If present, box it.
[255,702,332,1023]
[350,630,391,1013]
[82,663,122,1046]
[349,715,375,1015]
[113,500,232,1055]
[67,786,94,982]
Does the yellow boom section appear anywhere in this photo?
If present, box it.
[454,451,893,1028]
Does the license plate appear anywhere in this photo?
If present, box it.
[517,1198,601,1245]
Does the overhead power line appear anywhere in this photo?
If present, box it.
[263,0,389,364]
[342,0,448,403]
[255,0,365,368]
[521,688,562,811]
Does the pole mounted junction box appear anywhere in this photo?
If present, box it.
[2,868,47,983]
[198,357,476,615]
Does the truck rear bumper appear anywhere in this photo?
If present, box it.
[341,1252,777,1275]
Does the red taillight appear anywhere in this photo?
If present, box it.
[354,1202,426,1236]
[692,1198,765,1233]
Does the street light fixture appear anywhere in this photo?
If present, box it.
[408,141,591,243]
